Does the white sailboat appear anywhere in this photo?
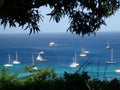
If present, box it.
[13,52,21,64]
[36,52,47,62]
[106,40,110,49]
[4,54,13,67]
[80,47,88,57]
[106,48,116,64]
[70,53,79,67]
[32,55,38,70]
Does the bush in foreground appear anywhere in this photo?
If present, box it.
[0,67,120,90]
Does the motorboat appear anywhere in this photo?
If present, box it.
[32,67,38,70]
[49,42,55,47]
[40,51,44,54]
[84,50,90,54]
[80,53,87,57]
[115,68,120,73]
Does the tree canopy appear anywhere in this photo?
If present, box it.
[0,0,119,35]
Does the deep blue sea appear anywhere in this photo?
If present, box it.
[0,32,120,80]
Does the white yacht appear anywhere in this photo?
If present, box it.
[84,50,90,54]
[115,68,120,73]
[49,42,55,47]
[13,52,21,64]
[4,54,13,67]
[70,53,79,67]
[32,67,38,70]
[80,53,87,57]
[40,51,44,54]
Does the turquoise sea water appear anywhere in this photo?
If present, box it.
[0,32,120,80]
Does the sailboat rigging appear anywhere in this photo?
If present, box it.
[80,47,87,57]
[13,52,21,64]
[4,54,13,67]
[106,40,111,49]
[70,53,79,67]
[32,55,38,70]
[36,52,47,62]
[106,48,116,64]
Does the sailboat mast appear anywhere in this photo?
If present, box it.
[8,54,10,64]
[16,52,18,60]
[32,55,35,66]
[107,40,110,46]
[111,48,113,61]
[75,53,77,62]
[106,40,110,49]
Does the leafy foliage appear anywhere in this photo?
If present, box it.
[24,65,38,72]
[0,67,120,90]
[0,0,120,35]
